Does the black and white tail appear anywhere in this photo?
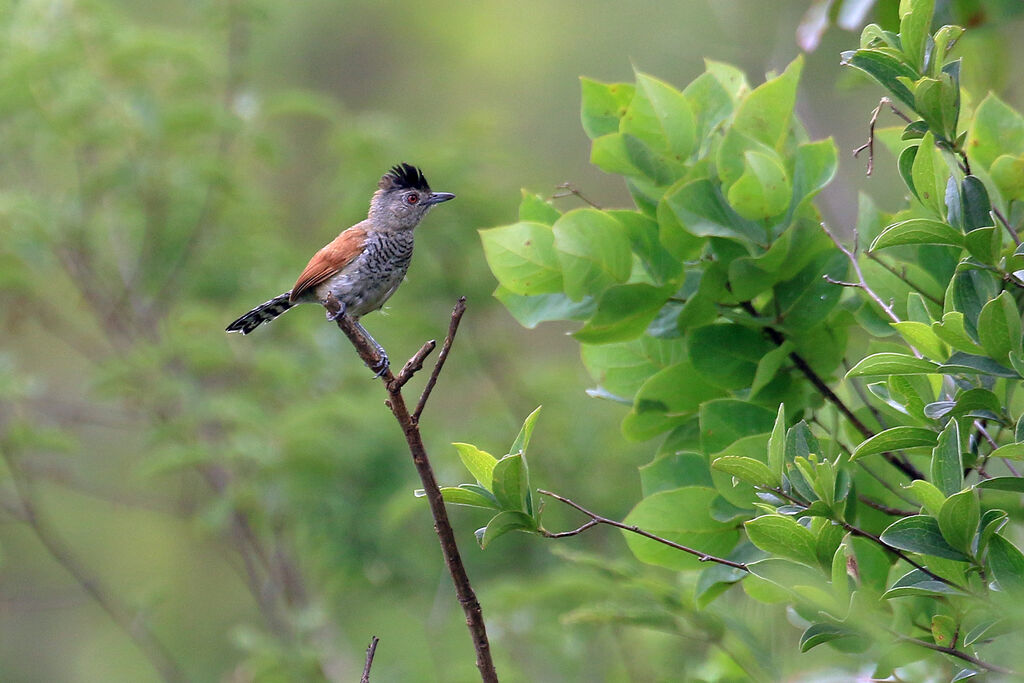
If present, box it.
[226,292,295,335]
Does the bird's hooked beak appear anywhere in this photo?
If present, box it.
[426,191,456,206]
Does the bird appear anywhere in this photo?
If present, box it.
[226,163,455,374]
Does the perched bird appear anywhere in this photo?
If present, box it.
[226,163,455,373]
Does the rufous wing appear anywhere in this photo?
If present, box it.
[289,225,368,303]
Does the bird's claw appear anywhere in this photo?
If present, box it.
[370,352,390,378]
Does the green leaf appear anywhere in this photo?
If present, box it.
[476,510,537,549]
[879,515,969,561]
[750,342,794,396]
[931,312,985,354]
[712,456,779,488]
[931,615,957,650]
[800,623,864,653]
[967,93,1024,170]
[768,404,786,482]
[580,77,633,139]
[987,443,1024,460]
[991,155,1024,201]
[898,0,935,71]
[938,352,1019,379]
[573,284,672,344]
[845,353,939,377]
[553,209,632,301]
[682,70,734,142]
[725,150,791,221]
[699,399,776,455]
[950,270,1000,339]
[869,218,964,250]
[938,489,978,554]
[987,535,1024,597]
[509,406,542,457]
[479,222,563,295]
[790,138,839,214]
[910,132,947,216]
[452,443,499,490]
[931,418,963,496]
[622,487,738,570]
[580,336,685,398]
[903,480,947,516]
[744,514,818,567]
[688,324,773,390]
[435,486,500,509]
[883,568,967,598]
[518,191,561,225]
[851,426,937,460]
[661,178,765,244]
[623,360,725,441]
[731,56,803,149]
[491,453,529,512]
[640,451,713,497]
[493,287,596,329]
[977,477,1024,492]
[964,227,1000,266]
[774,250,848,332]
[840,48,918,109]
[890,321,948,360]
[626,72,697,158]
[977,291,1021,363]
[961,176,993,231]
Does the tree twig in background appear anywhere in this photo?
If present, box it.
[360,636,380,683]
[536,489,749,571]
[852,97,912,176]
[324,294,498,683]
[895,635,1015,675]
[0,446,186,683]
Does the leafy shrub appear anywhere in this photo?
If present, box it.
[465,0,1024,677]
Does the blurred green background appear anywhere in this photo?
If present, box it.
[0,0,1021,681]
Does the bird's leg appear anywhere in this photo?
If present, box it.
[353,319,389,377]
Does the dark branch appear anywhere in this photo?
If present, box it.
[853,97,911,176]
[896,635,1014,675]
[537,490,749,571]
[993,205,1022,247]
[360,636,380,683]
[413,297,467,423]
[323,295,497,683]
[391,341,436,390]
[857,495,915,517]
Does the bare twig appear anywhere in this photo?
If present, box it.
[857,494,915,517]
[391,341,436,390]
[993,205,1022,247]
[360,636,380,683]
[413,297,467,423]
[741,301,924,481]
[853,97,913,176]
[865,252,944,305]
[895,634,1015,675]
[536,490,749,571]
[821,224,910,332]
[323,295,497,683]
[550,182,601,209]
[837,520,970,594]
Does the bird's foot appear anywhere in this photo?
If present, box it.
[324,295,346,321]
[370,350,390,378]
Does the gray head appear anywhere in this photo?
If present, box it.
[368,163,455,230]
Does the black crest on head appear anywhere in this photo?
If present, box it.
[380,163,430,192]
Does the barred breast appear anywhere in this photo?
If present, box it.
[318,230,415,318]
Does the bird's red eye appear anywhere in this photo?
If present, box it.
[406,193,419,204]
